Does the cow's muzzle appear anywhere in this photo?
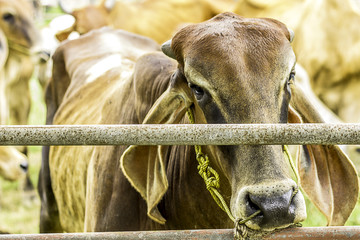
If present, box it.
[232,179,306,231]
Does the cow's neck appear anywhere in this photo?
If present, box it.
[160,144,234,229]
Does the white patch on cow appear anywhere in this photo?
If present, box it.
[85,55,123,83]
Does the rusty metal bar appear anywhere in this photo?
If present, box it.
[0,227,359,239]
[0,123,360,146]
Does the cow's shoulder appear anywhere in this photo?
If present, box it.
[49,27,161,124]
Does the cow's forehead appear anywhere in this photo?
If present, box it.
[174,13,294,88]
[173,14,291,55]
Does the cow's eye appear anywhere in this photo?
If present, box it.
[3,13,14,23]
[189,83,205,100]
[285,71,295,94]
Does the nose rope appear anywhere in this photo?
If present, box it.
[186,108,236,222]
[283,145,300,201]
[186,108,301,239]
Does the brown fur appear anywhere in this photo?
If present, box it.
[39,13,358,235]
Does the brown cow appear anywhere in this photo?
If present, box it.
[0,0,40,190]
[56,0,236,43]
[0,28,28,182]
[39,14,358,238]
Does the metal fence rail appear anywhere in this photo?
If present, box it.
[0,123,360,146]
[0,227,359,240]
[1,124,360,239]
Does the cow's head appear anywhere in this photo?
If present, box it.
[121,12,358,233]
[0,25,28,182]
[0,0,39,49]
[0,146,28,181]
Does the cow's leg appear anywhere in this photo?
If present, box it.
[38,146,63,233]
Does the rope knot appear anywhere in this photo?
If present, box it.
[204,176,220,190]
[234,211,261,240]
[197,158,209,176]
[196,151,207,162]
[234,223,248,240]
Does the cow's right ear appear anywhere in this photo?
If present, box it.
[120,70,193,224]
[288,82,359,226]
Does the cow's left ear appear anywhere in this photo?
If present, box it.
[120,70,193,224]
[288,82,359,226]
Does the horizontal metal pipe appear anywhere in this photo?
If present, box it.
[0,227,359,240]
[0,123,360,146]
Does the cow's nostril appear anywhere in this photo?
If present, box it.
[246,189,295,227]
[246,194,262,216]
[20,162,28,172]
[244,193,264,224]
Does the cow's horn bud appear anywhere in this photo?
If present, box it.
[161,40,176,59]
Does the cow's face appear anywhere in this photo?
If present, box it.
[169,12,305,231]
[0,146,28,181]
[0,0,38,48]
